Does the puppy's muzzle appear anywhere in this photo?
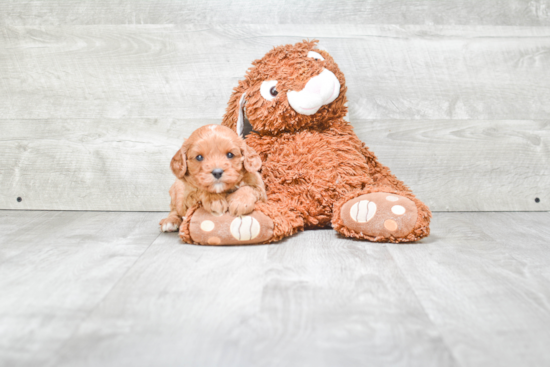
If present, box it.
[212,169,224,179]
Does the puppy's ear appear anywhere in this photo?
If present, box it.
[242,144,262,173]
[170,144,188,179]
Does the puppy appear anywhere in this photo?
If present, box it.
[160,124,266,232]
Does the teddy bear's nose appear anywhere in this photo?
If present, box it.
[212,169,224,179]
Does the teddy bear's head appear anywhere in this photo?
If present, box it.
[222,40,348,136]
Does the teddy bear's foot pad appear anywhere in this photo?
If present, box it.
[341,192,418,239]
[187,207,274,245]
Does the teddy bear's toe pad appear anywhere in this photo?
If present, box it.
[341,193,418,239]
[188,207,273,245]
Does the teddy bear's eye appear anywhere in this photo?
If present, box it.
[260,80,278,101]
[195,155,203,161]
[226,152,234,159]
[307,51,325,61]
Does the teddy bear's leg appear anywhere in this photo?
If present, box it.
[179,201,303,245]
[332,186,431,243]
[254,201,304,243]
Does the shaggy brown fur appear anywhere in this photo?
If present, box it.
[181,40,431,244]
[159,124,266,233]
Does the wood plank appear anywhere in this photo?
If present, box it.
[2,0,550,26]
[0,210,58,242]
[1,25,550,120]
[1,119,548,211]
[464,212,550,276]
[0,210,64,263]
[2,211,550,366]
[0,118,203,211]
[355,120,550,212]
[388,212,550,367]
[49,229,455,367]
[0,210,162,367]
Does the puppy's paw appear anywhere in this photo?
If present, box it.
[160,216,182,232]
[228,195,256,216]
[207,199,229,216]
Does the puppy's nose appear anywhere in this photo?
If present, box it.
[212,168,224,179]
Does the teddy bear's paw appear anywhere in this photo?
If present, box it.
[340,192,418,240]
[185,207,273,245]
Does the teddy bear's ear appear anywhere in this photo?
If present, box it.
[235,92,247,138]
[170,144,188,179]
[222,84,255,138]
[241,144,262,173]
[222,87,246,135]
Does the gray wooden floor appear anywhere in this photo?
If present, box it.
[1,211,549,367]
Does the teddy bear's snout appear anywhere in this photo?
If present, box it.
[287,69,340,116]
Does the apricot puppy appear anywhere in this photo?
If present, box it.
[160,125,266,232]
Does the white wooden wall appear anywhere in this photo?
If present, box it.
[1,1,549,211]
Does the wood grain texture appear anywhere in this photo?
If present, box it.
[3,211,550,366]
[1,119,547,211]
[0,211,161,367]
[1,24,550,120]
[388,212,550,367]
[1,21,549,212]
[356,120,550,212]
[0,118,203,211]
[2,0,550,26]
[49,228,455,367]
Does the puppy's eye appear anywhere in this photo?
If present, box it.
[260,80,278,101]
[307,51,325,61]
[226,152,234,159]
[195,155,203,161]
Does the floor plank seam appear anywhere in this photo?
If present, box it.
[385,245,463,367]
[45,230,162,366]
[0,212,63,267]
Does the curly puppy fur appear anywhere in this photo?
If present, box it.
[159,125,266,232]
[220,40,431,243]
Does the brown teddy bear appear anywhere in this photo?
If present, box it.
[180,40,431,245]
